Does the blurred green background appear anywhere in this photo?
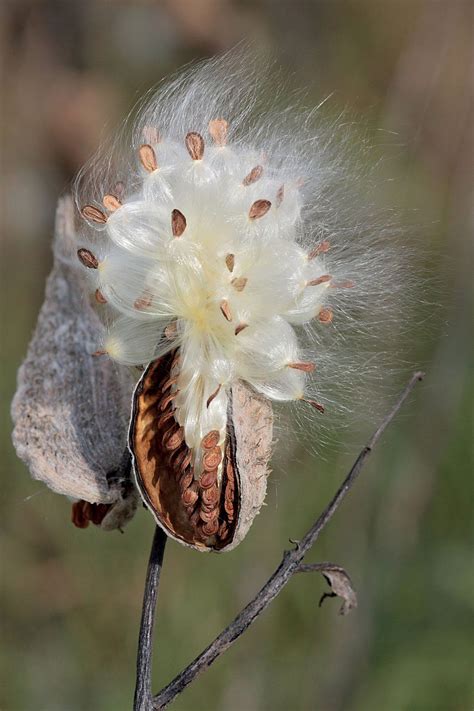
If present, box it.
[1,1,473,710]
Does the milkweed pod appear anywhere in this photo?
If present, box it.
[129,351,273,552]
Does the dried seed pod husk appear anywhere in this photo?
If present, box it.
[11,197,138,531]
[129,353,273,552]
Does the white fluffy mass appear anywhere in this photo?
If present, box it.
[73,50,411,469]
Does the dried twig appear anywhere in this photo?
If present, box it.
[134,526,168,711]
[132,371,424,710]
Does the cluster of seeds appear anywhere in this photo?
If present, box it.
[76,117,354,480]
[131,351,238,547]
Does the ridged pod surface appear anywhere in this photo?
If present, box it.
[11,198,138,531]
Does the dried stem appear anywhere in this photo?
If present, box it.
[133,526,168,711]
[133,371,424,710]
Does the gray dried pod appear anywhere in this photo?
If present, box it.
[11,197,138,531]
[129,353,273,552]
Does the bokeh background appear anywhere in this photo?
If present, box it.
[1,1,473,710]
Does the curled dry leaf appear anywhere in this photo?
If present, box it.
[129,354,273,552]
[11,197,138,530]
[298,563,358,615]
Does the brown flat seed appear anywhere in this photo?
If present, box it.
[218,521,229,539]
[94,288,107,304]
[202,485,219,506]
[179,452,193,472]
[169,444,186,466]
[225,253,235,272]
[220,299,232,322]
[160,391,177,411]
[304,398,325,414]
[276,184,285,207]
[171,209,187,237]
[199,468,217,489]
[134,291,153,310]
[161,375,178,392]
[202,430,220,449]
[81,205,107,223]
[182,487,198,507]
[307,274,331,287]
[179,469,194,491]
[185,132,204,160]
[202,519,219,537]
[224,499,234,517]
[208,118,228,147]
[330,279,355,289]
[318,308,333,324]
[199,507,217,523]
[161,420,178,441]
[308,240,330,260]
[242,165,263,186]
[139,144,157,172]
[103,194,122,212]
[92,349,107,357]
[234,322,248,336]
[77,248,99,269]
[200,501,219,515]
[165,426,184,451]
[203,447,222,471]
[200,494,218,509]
[249,199,271,220]
[231,276,247,292]
[288,361,316,373]
[157,410,175,429]
[206,384,222,409]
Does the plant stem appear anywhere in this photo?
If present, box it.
[133,525,167,711]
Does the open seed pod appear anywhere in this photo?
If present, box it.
[129,351,273,552]
[11,197,139,532]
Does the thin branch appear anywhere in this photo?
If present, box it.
[143,371,424,710]
[134,526,168,711]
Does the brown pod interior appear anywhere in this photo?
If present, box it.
[129,351,239,550]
